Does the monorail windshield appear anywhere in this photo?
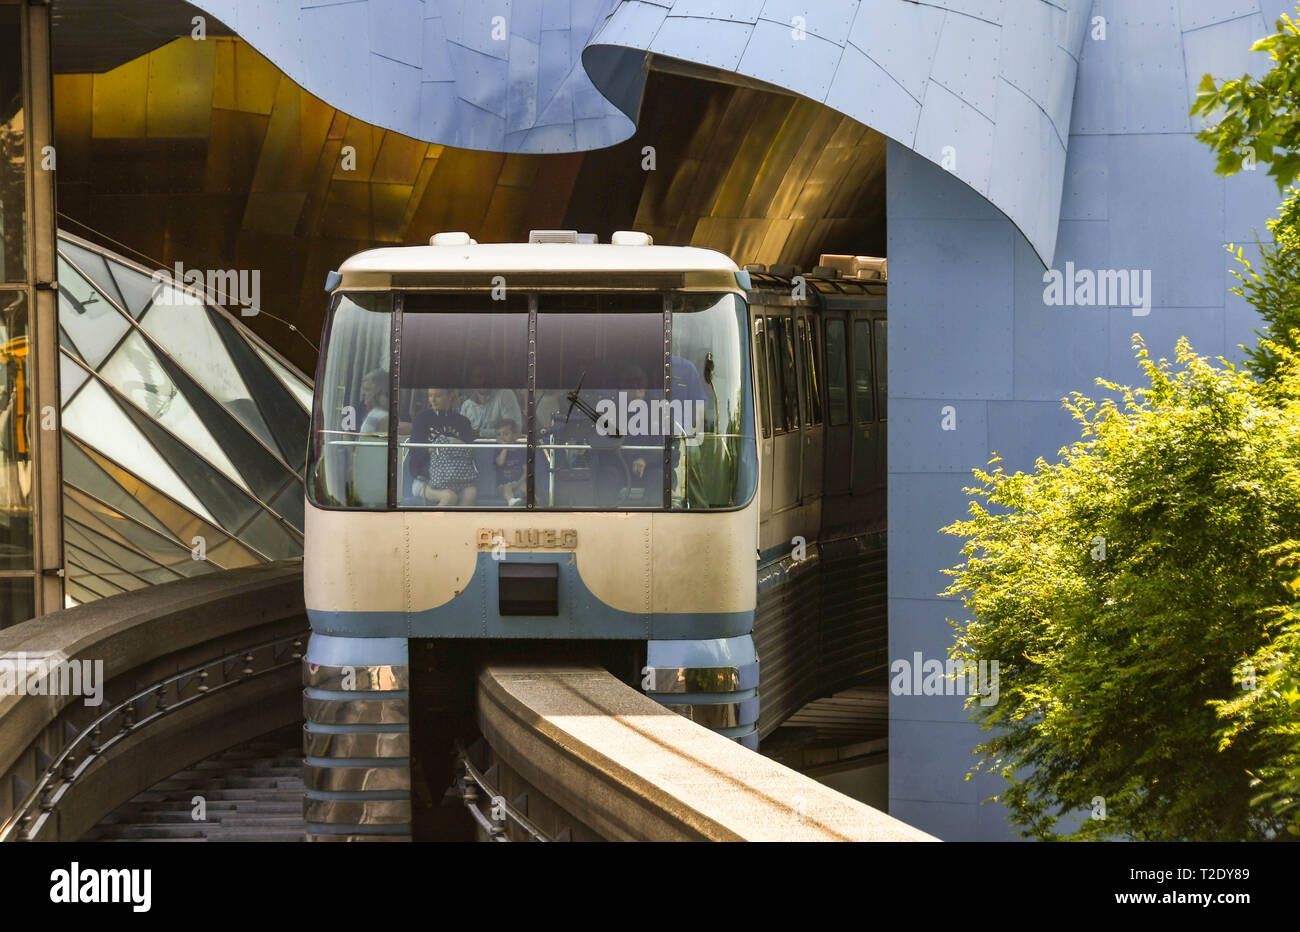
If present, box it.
[308,291,757,511]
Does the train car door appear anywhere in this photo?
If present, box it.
[768,311,802,512]
[821,313,852,496]
[753,314,774,519]
[796,312,823,502]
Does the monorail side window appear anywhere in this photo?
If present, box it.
[874,319,888,420]
[777,317,801,431]
[308,293,392,508]
[765,317,788,433]
[853,319,875,422]
[753,317,771,439]
[824,318,849,426]
[669,293,757,509]
[798,316,822,426]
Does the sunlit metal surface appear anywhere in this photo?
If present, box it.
[302,730,409,759]
[585,0,1091,264]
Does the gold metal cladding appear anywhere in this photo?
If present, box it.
[664,702,749,729]
[336,270,743,292]
[303,660,409,691]
[303,728,410,758]
[303,695,409,725]
[644,665,759,694]
[304,764,412,793]
[303,798,412,825]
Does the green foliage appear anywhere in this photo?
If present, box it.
[1192,10,1300,187]
[1229,187,1300,381]
[942,337,1300,840]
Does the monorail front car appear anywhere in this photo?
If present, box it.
[302,232,887,839]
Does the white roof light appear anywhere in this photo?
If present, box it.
[611,231,653,246]
[430,232,476,246]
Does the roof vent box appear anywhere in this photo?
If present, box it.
[528,230,598,244]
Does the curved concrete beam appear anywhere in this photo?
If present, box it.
[584,0,1091,265]
[189,0,633,152]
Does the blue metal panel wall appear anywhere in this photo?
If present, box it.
[887,1,1284,839]
[191,0,633,152]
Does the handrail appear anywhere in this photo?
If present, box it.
[1,631,304,842]
[0,561,307,841]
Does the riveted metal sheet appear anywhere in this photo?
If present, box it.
[847,0,946,101]
[1072,0,1191,135]
[928,13,1002,119]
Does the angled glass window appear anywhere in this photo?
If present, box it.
[60,350,89,405]
[104,254,163,318]
[61,435,174,539]
[211,309,309,469]
[58,255,131,368]
[99,330,251,495]
[62,377,217,523]
[137,285,279,454]
[253,342,314,411]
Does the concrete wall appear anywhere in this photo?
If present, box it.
[886,0,1289,839]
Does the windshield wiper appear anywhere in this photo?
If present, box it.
[564,371,605,429]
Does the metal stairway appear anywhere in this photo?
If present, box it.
[83,725,305,842]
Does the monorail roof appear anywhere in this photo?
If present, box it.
[338,243,740,275]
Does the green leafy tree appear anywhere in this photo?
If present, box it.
[1193,10,1300,186]
[1228,187,1300,381]
[942,338,1300,840]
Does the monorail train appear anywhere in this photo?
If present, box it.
[301,231,886,839]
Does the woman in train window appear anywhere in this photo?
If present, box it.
[408,387,478,506]
[358,367,390,436]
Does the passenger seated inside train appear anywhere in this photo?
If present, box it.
[359,367,389,435]
[408,387,478,506]
[460,364,523,438]
[493,417,526,506]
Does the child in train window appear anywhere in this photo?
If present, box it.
[494,417,525,506]
[408,387,478,506]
